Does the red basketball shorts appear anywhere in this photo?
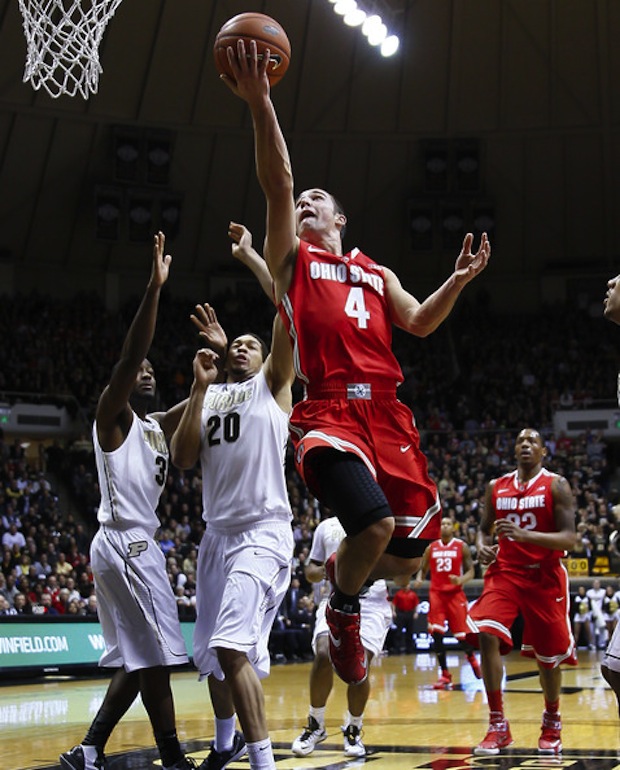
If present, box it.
[290,394,441,543]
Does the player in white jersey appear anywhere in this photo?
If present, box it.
[602,273,620,714]
[291,515,392,759]
[61,233,193,770]
[171,288,295,770]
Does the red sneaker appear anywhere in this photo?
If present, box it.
[467,653,482,679]
[325,553,337,586]
[326,598,367,684]
[474,720,513,755]
[538,712,562,754]
[432,672,453,690]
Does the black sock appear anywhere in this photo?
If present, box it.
[433,633,447,670]
[154,729,182,768]
[83,709,116,748]
[332,588,360,614]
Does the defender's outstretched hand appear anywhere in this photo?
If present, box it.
[192,348,220,389]
[191,303,228,356]
[150,231,172,289]
[229,222,254,264]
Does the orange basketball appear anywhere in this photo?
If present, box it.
[214,13,291,86]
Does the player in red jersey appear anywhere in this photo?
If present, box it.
[415,517,481,689]
[222,41,490,686]
[468,428,577,756]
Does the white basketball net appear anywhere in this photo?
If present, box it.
[18,0,124,99]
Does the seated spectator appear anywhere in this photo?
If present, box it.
[32,592,59,616]
[174,585,195,621]
[84,594,98,617]
[12,592,32,614]
[65,598,85,616]
[55,552,73,577]
[0,595,15,615]
[2,523,26,551]
[53,587,71,614]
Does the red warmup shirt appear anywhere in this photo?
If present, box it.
[278,240,403,388]
[392,589,420,613]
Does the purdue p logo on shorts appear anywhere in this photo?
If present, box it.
[127,541,148,558]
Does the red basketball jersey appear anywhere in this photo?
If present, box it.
[492,467,564,566]
[429,537,465,593]
[277,240,403,387]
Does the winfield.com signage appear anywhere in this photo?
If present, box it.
[0,619,195,672]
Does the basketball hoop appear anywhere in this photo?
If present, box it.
[18,0,124,99]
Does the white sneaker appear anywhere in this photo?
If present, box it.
[342,724,366,757]
[291,716,327,757]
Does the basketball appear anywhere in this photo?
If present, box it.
[214,13,291,86]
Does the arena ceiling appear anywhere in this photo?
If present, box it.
[0,0,619,312]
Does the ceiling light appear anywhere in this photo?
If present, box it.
[334,0,357,16]
[328,2,400,57]
[381,35,399,57]
[366,22,387,46]
[344,8,366,26]
[362,14,382,37]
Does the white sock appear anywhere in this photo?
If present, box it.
[345,711,363,730]
[81,745,101,767]
[309,706,326,727]
[214,715,236,753]
[247,738,275,769]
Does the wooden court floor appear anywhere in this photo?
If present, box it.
[1,649,618,770]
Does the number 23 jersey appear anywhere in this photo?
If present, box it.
[278,241,403,387]
[199,369,292,532]
[429,537,466,594]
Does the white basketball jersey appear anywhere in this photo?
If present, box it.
[93,412,168,535]
[199,369,292,532]
[309,517,347,564]
[310,517,387,603]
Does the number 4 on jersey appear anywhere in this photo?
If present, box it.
[344,287,370,329]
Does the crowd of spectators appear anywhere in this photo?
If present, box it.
[1,289,619,653]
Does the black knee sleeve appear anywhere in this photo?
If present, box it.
[309,449,392,536]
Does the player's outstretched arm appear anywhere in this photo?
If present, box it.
[170,348,220,470]
[96,232,171,447]
[385,232,490,337]
[153,301,227,439]
[229,221,274,302]
[220,39,297,300]
[263,314,294,414]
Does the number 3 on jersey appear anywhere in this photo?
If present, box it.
[344,287,370,329]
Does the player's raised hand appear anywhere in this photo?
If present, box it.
[150,231,172,289]
[193,348,220,388]
[453,232,490,286]
[191,303,228,356]
[222,39,271,100]
[229,222,254,264]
